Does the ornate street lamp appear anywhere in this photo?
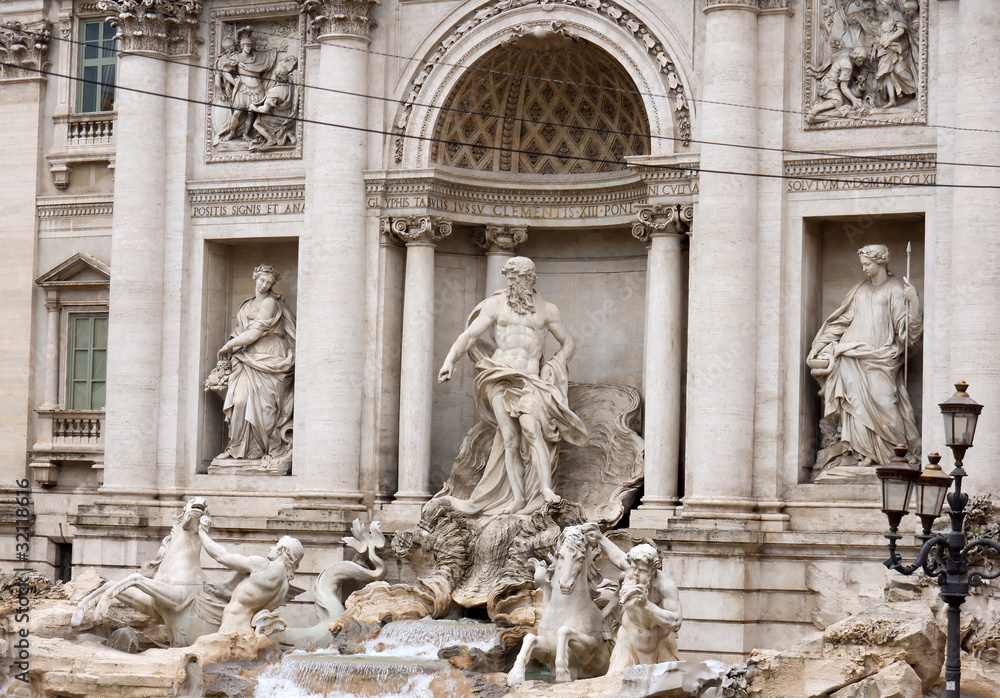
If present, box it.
[876,382,1000,698]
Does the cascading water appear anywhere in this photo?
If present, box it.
[254,619,503,697]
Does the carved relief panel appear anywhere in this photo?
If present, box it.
[206,4,306,162]
[804,0,926,129]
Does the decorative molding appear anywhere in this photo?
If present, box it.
[206,7,305,163]
[473,224,528,251]
[36,252,111,286]
[98,0,202,56]
[803,0,927,130]
[783,153,936,191]
[0,21,51,80]
[187,180,305,216]
[297,0,379,40]
[36,196,114,219]
[383,215,453,245]
[393,0,692,163]
[632,203,693,242]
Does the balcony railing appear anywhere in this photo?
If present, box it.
[65,113,115,146]
[47,111,117,188]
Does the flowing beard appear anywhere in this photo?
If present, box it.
[506,280,535,315]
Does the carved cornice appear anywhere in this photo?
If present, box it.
[0,21,51,80]
[394,0,693,161]
[474,224,528,252]
[383,215,453,246]
[98,0,202,55]
[783,153,935,178]
[187,182,305,205]
[298,0,379,40]
[37,197,114,218]
[632,203,693,242]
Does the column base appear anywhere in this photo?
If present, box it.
[377,494,430,526]
[678,496,790,531]
[628,498,681,531]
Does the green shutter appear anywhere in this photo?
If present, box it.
[67,313,109,410]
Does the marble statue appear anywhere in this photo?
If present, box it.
[71,498,233,646]
[197,523,304,633]
[586,525,683,671]
[507,524,612,686]
[437,256,589,515]
[808,244,922,471]
[207,264,295,474]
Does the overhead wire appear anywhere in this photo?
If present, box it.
[7,59,996,189]
[9,23,989,173]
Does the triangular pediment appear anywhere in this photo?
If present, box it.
[36,253,111,287]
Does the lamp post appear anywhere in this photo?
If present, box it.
[876,382,1000,698]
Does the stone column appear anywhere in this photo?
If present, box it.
[389,216,452,509]
[294,0,378,509]
[475,224,528,294]
[629,204,691,529]
[96,1,199,499]
[0,21,50,485]
[951,6,1000,494]
[682,0,759,518]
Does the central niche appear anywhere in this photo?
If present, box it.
[433,38,650,175]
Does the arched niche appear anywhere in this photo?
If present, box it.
[392,3,693,170]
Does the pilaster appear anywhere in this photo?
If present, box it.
[292,0,379,509]
[99,1,198,499]
[683,0,760,518]
[0,20,49,486]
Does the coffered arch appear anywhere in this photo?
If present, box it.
[391,1,694,171]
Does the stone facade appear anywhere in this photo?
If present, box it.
[2,0,998,664]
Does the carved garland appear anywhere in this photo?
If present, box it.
[98,0,202,55]
[393,0,692,163]
[0,21,52,80]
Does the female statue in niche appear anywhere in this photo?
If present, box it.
[808,244,921,472]
[207,264,295,473]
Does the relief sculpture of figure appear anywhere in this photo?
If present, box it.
[808,244,922,471]
[437,256,589,515]
[247,55,298,152]
[874,0,917,108]
[213,26,277,145]
[206,264,295,474]
[806,46,868,122]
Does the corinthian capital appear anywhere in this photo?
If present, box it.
[383,216,453,246]
[474,224,528,253]
[0,21,51,80]
[632,204,693,242]
[98,0,202,55]
[298,0,380,40]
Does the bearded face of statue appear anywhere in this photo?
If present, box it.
[505,271,536,315]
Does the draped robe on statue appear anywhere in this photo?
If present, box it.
[811,276,921,467]
[445,298,589,515]
[222,294,295,461]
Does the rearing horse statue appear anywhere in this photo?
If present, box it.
[71,497,238,646]
[507,524,612,685]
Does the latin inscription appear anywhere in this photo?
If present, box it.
[192,202,305,217]
[786,173,936,193]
